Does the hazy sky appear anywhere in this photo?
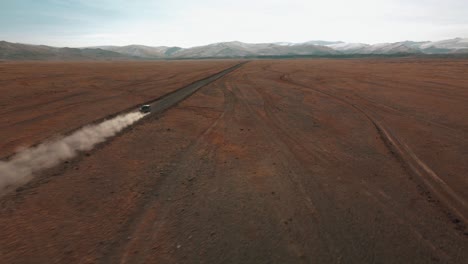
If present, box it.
[1,0,467,47]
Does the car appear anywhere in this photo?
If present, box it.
[139,104,151,113]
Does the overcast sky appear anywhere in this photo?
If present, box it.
[1,0,467,47]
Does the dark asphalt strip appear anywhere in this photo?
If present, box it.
[0,62,247,194]
[144,61,247,115]
[0,61,247,161]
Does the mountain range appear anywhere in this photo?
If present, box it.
[0,41,134,61]
[1,38,467,60]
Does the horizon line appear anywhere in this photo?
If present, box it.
[1,37,467,49]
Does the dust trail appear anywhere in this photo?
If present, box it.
[0,111,146,194]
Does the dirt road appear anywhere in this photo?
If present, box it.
[145,62,247,115]
[0,59,467,263]
[0,60,239,158]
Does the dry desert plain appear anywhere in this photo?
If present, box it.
[0,59,467,263]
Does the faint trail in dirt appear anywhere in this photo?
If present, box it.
[272,67,458,259]
[113,67,344,263]
[349,92,468,141]
[272,66,468,139]
[242,70,450,261]
[360,184,451,260]
[279,74,468,229]
[119,92,231,264]
[143,62,247,115]
[0,91,90,116]
[103,65,247,264]
[3,60,466,263]
[225,69,367,260]
[0,62,247,195]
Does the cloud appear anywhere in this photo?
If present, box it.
[1,0,467,47]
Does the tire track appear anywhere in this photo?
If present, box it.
[114,79,243,263]
[0,62,247,194]
[232,68,446,261]
[224,73,342,261]
[266,68,460,259]
[279,74,468,230]
[103,66,245,264]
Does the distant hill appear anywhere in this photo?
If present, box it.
[1,38,468,60]
[92,45,183,59]
[324,38,468,55]
[167,41,339,58]
[94,38,468,58]
[327,42,424,54]
[0,41,138,60]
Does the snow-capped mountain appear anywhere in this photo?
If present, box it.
[2,38,468,60]
[419,38,468,53]
[92,38,468,58]
[346,42,421,54]
[325,42,370,53]
[302,40,343,46]
[91,45,182,58]
[275,40,343,47]
[322,38,468,55]
[420,38,468,49]
[168,41,339,58]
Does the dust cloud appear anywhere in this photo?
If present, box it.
[0,111,146,194]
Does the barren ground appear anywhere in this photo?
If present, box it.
[0,60,239,158]
[0,59,467,263]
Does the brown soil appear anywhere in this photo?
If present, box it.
[0,60,239,158]
[0,59,467,263]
